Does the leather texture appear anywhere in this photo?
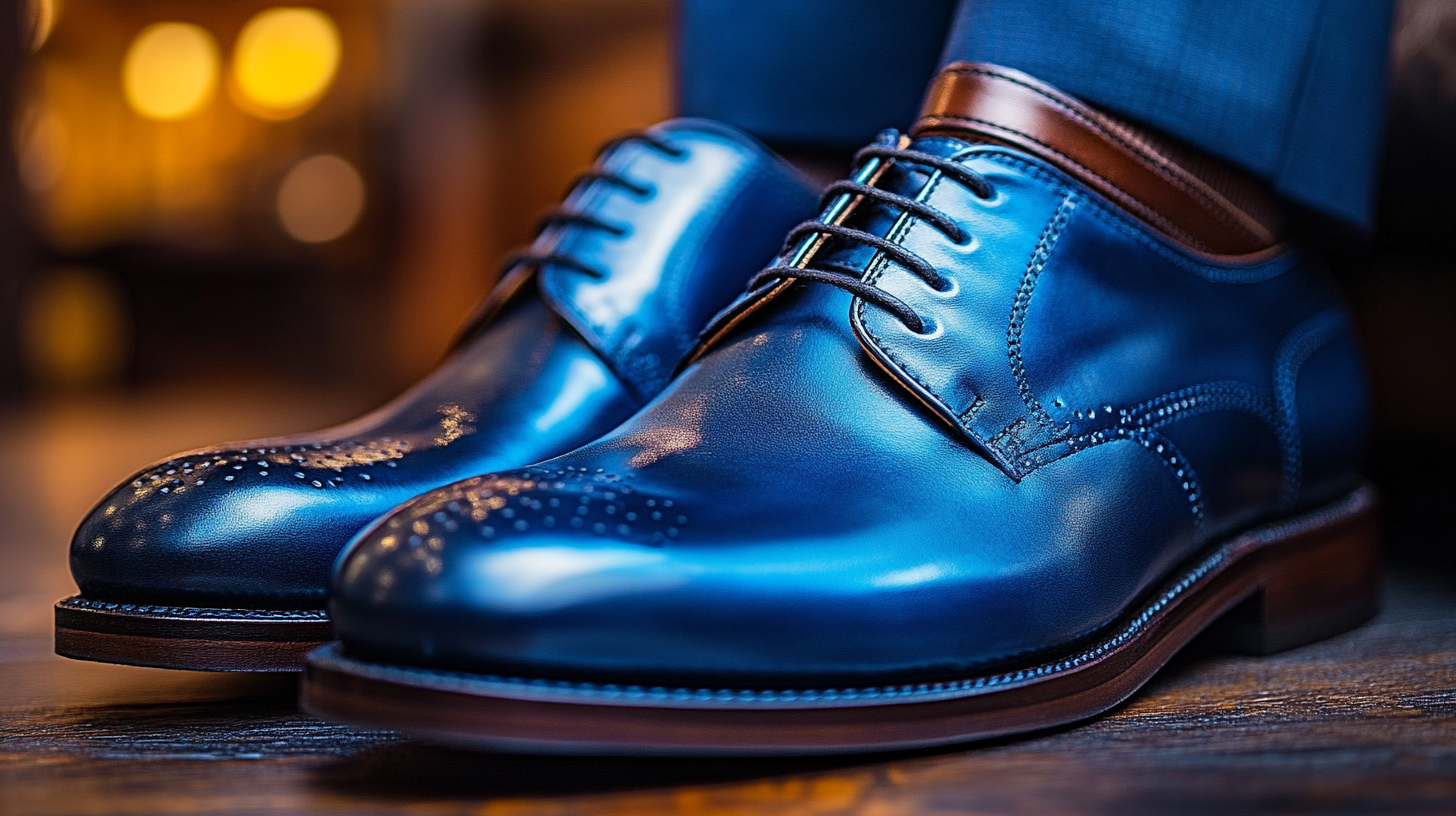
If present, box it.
[329,80,1369,689]
[916,63,1283,255]
[70,119,818,608]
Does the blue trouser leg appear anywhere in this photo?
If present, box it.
[677,0,1394,226]
[676,0,960,150]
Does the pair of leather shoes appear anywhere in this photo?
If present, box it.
[57,120,819,671]
[61,64,1379,755]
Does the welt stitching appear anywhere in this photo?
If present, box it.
[941,68,1258,239]
[1273,309,1348,509]
[340,527,1224,703]
[60,597,327,618]
[343,490,1369,705]
[1007,192,1078,429]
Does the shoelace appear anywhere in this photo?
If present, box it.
[749,131,993,334]
[498,131,686,280]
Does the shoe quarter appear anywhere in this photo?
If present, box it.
[540,127,813,399]
[853,151,1303,495]
[851,152,1073,474]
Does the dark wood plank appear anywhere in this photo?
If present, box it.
[1,393,1452,814]
[1,570,1452,815]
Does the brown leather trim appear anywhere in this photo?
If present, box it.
[914,63,1283,256]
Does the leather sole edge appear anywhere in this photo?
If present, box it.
[54,597,330,672]
[299,485,1381,754]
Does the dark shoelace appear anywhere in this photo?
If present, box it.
[749,133,993,333]
[499,131,686,280]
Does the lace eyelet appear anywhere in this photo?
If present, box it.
[906,315,942,339]
[930,276,959,297]
[632,182,657,199]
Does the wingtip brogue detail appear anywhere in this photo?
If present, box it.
[60,120,818,672]
[307,66,1375,752]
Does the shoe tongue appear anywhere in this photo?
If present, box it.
[912,62,1282,255]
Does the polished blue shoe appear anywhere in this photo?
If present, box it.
[305,64,1380,751]
[57,120,817,671]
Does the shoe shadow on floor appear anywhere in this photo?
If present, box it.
[311,742,892,800]
[301,645,1232,802]
[296,642,1238,794]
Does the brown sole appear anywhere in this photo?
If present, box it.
[300,485,1380,755]
[54,597,330,672]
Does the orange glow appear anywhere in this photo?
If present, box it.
[232,7,341,119]
[16,103,68,192]
[277,154,365,242]
[24,0,59,52]
[21,267,130,388]
[122,22,219,121]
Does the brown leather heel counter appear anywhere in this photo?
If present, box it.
[914,63,1285,257]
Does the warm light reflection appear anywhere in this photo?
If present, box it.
[277,154,365,242]
[122,22,219,121]
[24,0,58,52]
[16,104,68,192]
[232,7,341,119]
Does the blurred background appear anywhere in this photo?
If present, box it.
[0,0,1451,638]
[0,0,674,635]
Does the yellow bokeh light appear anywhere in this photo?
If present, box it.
[232,7,341,119]
[25,0,59,52]
[122,23,219,121]
[277,154,364,243]
[21,267,131,389]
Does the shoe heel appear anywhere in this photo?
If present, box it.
[1205,494,1382,655]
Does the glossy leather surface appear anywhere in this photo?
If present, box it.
[71,119,818,608]
[330,134,1368,687]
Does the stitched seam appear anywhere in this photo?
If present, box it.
[1008,193,1078,428]
[937,67,1262,241]
[343,551,1228,700]
[1128,429,1205,524]
[927,115,1209,248]
[336,488,1377,705]
[971,151,1294,283]
[1061,381,1282,448]
[853,168,981,431]
[557,139,757,398]
[1273,309,1348,509]
[61,597,328,618]
[1050,381,1284,521]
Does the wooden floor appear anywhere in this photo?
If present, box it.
[1,389,1454,815]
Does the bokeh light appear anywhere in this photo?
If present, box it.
[16,104,68,192]
[21,267,131,389]
[232,7,341,119]
[277,154,365,243]
[24,0,58,52]
[122,22,220,121]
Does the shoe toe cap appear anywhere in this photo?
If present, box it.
[71,446,397,606]
[330,470,697,668]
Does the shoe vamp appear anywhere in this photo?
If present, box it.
[71,295,636,606]
[337,286,1198,685]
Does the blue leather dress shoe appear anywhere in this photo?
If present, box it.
[304,64,1379,751]
[56,119,817,671]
